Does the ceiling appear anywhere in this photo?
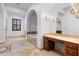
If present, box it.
[4,3,70,17]
[4,3,38,16]
[4,3,35,10]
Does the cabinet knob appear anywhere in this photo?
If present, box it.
[69,51,72,54]
[69,45,72,48]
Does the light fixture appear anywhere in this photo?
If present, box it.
[70,3,79,18]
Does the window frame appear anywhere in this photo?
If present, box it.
[12,18,21,31]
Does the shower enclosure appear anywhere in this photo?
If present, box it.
[27,10,37,47]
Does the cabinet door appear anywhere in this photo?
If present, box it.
[48,39,55,50]
[43,36,55,51]
[78,45,79,56]
[43,36,49,50]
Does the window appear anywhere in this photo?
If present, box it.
[12,18,21,31]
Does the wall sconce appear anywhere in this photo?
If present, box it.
[45,16,50,21]
[45,16,55,22]
[45,16,48,21]
[70,3,79,18]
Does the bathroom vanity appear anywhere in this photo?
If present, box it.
[43,33,79,56]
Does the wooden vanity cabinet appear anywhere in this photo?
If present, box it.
[65,42,78,56]
[43,36,79,56]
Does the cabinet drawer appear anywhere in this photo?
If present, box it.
[65,48,78,56]
[65,42,78,50]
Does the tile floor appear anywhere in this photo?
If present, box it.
[0,37,60,56]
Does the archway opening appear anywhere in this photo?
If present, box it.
[27,10,37,47]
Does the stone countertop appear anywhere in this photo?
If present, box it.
[43,33,79,44]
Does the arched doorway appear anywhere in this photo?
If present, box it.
[27,10,37,47]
